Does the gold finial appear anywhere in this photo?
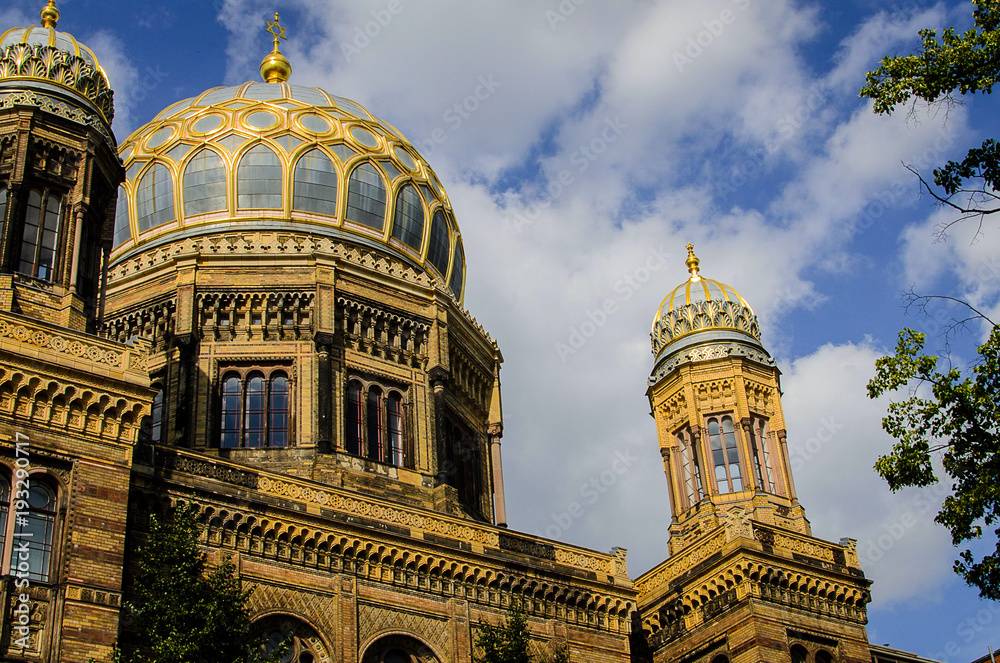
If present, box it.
[260,12,292,83]
[40,0,59,29]
[685,243,701,281]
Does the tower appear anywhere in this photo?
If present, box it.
[635,246,874,663]
[0,2,154,660]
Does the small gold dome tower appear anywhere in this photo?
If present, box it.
[260,12,291,84]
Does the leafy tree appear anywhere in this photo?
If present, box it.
[868,326,1000,600]
[118,504,284,663]
[860,1,1000,601]
[860,0,1000,235]
[474,605,569,663]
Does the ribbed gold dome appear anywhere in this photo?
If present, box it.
[650,245,761,360]
[0,1,114,127]
[110,82,466,301]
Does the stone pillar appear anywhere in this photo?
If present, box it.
[488,424,507,527]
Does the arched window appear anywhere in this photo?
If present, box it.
[676,427,704,508]
[220,373,242,448]
[710,657,730,663]
[366,386,384,462]
[183,148,227,216]
[708,415,743,494]
[0,185,7,244]
[426,210,450,277]
[113,186,132,248]
[748,416,776,493]
[150,386,165,443]
[244,374,266,448]
[237,144,282,209]
[790,645,809,663]
[345,380,406,467]
[0,476,8,565]
[293,149,338,216]
[136,163,175,232]
[18,189,61,280]
[448,239,464,297]
[346,163,386,230]
[346,380,363,456]
[269,374,289,447]
[387,392,404,466]
[391,184,424,251]
[12,481,57,582]
[443,416,481,515]
[815,651,833,663]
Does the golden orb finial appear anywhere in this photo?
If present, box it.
[40,0,59,29]
[685,243,701,281]
[260,12,291,84]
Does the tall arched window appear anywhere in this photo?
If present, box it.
[346,380,363,456]
[0,185,7,245]
[183,148,227,216]
[237,144,282,209]
[387,392,404,466]
[708,415,743,494]
[345,380,406,467]
[790,645,809,663]
[220,373,242,448]
[135,163,175,232]
[676,427,704,508]
[293,149,338,216]
[269,374,289,448]
[391,184,424,251]
[815,651,834,663]
[18,189,61,280]
[448,239,464,297]
[346,163,386,230]
[366,386,384,462]
[426,210,450,277]
[113,186,132,248]
[748,416,776,493]
[150,386,165,443]
[219,368,292,448]
[12,481,57,582]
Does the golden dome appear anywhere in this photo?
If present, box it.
[650,245,761,361]
[110,82,466,301]
[0,1,114,127]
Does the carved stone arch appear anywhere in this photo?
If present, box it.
[253,613,333,663]
[361,633,441,663]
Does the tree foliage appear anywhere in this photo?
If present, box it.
[118,504,283,663]
[860,0,1000,233]
[867,327,1000,600]
[474,605,569,663]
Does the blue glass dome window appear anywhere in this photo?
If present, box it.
[237,144,283,210]
[346,163,386,230]
[184,148,227,216]
[391,184,424,251]
[293,149,338,217]
[113,187,132,247]
[135,163,175,233]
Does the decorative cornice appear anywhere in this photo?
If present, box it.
[649,342,776,386]
[0,42,114,122]
[651,299,760,358]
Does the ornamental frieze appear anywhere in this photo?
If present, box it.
[0,42,114,121]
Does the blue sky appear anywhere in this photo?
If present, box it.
[4,0,999,659]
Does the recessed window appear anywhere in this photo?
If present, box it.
[345,379,408,467]
[219,367,292,448]
[0,185,8,250]
[707,415,743,494]
[442,416,481,514]
[748,415,776,493]
[237,144,283,209]
[113,186,132,248]
[293,149,338,216]
[0,477,57,583]
[676,426,704,508]
[135,163,175,232]
[18,189,61,280]
[346,162,386,230]
[426,210,450,277]
[150,386,165,443]
[184,148,227,216]
[391,184,424,251]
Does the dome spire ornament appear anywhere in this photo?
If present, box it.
[685,243,701,281]
[40,0,59,29]
[260,12,292,83]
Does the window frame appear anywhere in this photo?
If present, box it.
[343,376,409,468]
[17,186,64,281]
[0,470,61,584]
[705,414,745,495]
[675,425,705,509]
[217,365,294,449]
